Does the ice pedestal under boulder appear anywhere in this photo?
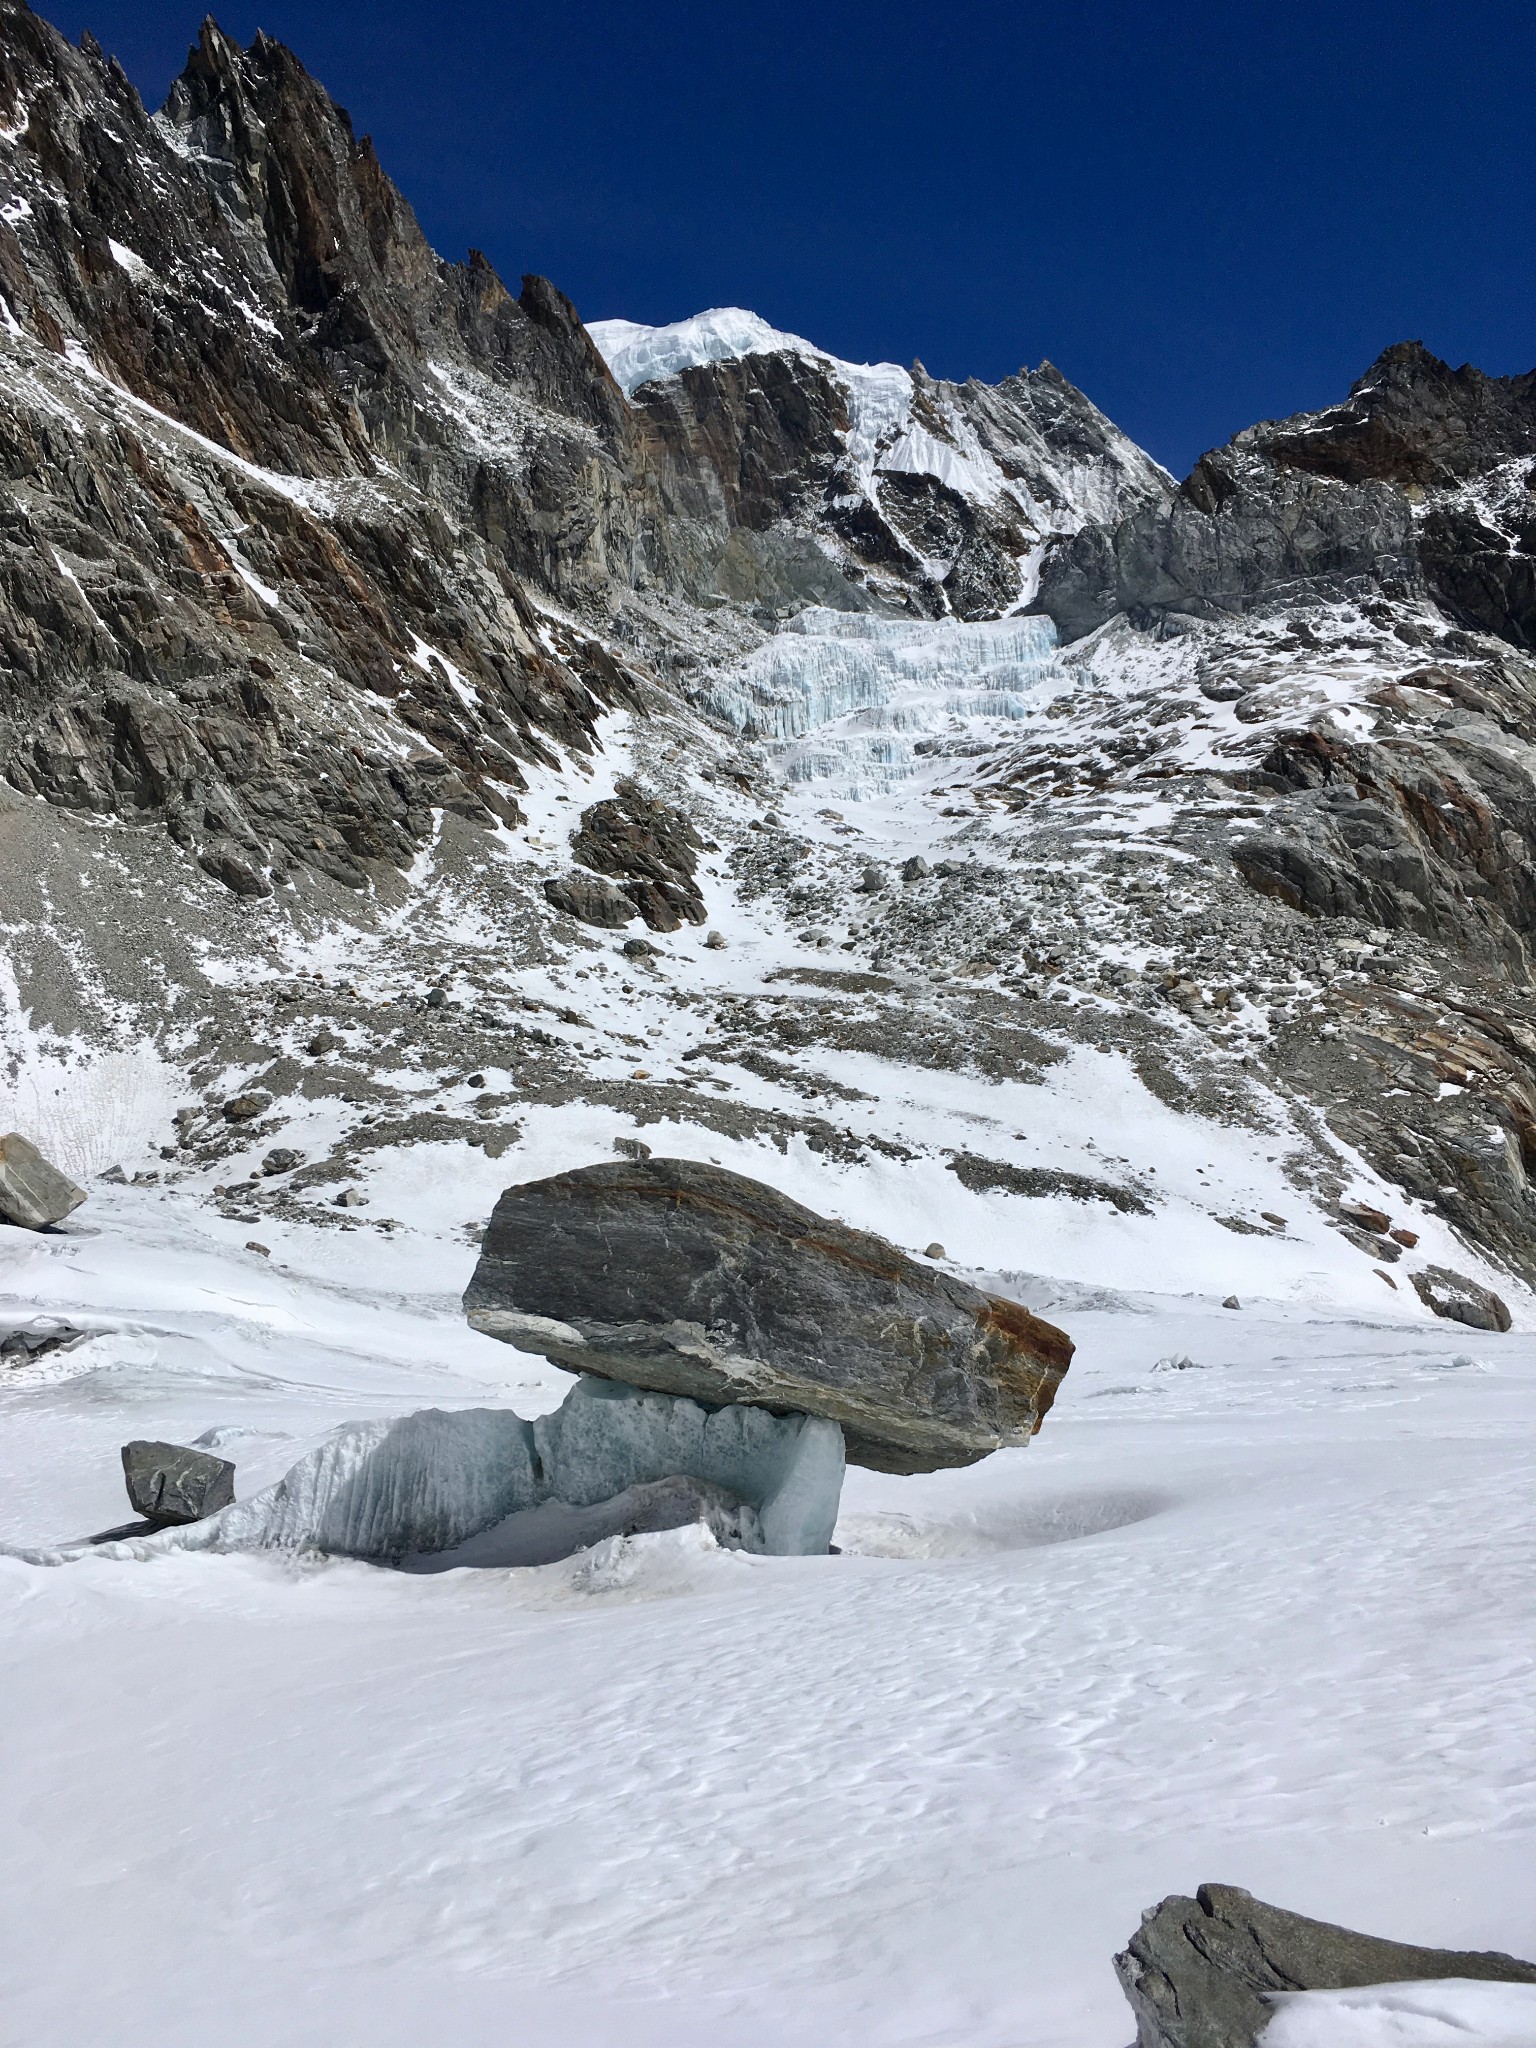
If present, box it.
[88,1378,845,1566]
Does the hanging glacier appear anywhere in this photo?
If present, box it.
[706,606,1062,800]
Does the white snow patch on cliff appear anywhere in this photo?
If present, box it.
[587,308,817,394]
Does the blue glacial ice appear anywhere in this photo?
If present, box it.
[705,607,1061,800]
[15,1379,846,1568]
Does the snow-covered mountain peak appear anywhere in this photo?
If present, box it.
[591,306,1171,618]
[587,306,832,394]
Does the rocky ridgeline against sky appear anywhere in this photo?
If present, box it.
[0,1,1535,1305]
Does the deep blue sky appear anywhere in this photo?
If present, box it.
[44,0,1536,475]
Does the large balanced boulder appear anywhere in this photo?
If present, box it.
[462,1157,1073,1472]
[1117,1882,1536,2048]
[0,1133,86,1230]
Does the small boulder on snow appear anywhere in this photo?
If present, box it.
[0,1133,87,1230]
[121,1441,236,1525]
[1410,1264,1511,1333]
[1339,1199,1391,1234]
[463,1157,1073,1473]
[222,1092,271,1123]
[1116,1881,1536,2048]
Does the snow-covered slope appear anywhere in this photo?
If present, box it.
[3,1178,1533,2048]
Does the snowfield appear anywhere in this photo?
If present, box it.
[2,1149,1533,2048]
[3,620,1533,2043]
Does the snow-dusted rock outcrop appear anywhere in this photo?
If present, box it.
[600,308,1172,620]
[1116,1882,1536,2048]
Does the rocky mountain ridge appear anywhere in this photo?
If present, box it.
[1,1,1534,1315]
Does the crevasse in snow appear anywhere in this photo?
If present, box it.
[707,606,1061,800]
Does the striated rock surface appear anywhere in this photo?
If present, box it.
[0,1131,86,1228]
[462,1157,1073,1473]
[121,1439,235,1524]
[1116,1882,1536,2048]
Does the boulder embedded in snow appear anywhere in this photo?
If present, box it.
[462,1157,1073,1473]
[1410,1264,1511,1332]
[222,1092,271,1123]
[1116,1882,1536,2048]
[0,1134,87,1230]
[543,872,635,928]
[114,1378,843,1563]
[121,1441,236,1525]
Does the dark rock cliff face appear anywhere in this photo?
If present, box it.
[628,349,1171,624]
[0,4,1170,900]
[1034,340,1536,650]
[0,6,655,897]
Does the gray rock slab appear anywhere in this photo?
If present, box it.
[1411,1263,1512,1332]
[0,1133,87,1230]
[121,1441,237,1525]
[462,1156,1074,1473]
[1116,1882,1536,2048]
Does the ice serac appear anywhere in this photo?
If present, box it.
[535,1377,844,1556]
[127,1380,843,1564]
[707,607,1061,799]
[462,1158,1073,1474]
